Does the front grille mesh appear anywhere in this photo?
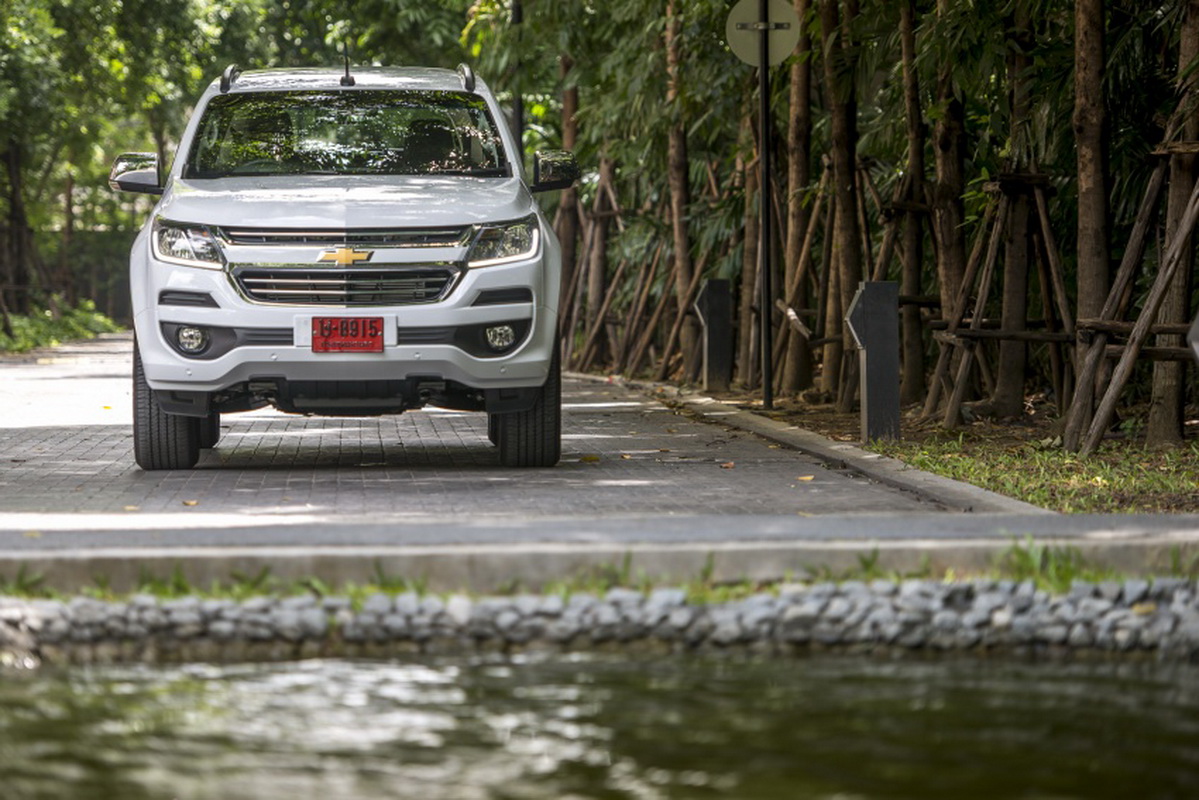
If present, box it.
[232,266,458,306]
[221,227,470,248]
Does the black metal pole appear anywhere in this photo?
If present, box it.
[758,0,774,409]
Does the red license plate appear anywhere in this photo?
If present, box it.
[312,317,385,353]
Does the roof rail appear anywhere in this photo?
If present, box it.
[220,64,241,93]
[457,63,476,93]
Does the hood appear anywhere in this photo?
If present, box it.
[158,174,534,229]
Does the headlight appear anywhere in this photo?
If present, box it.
[152,218,224,269]
[466,215,540,268]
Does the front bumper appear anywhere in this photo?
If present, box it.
[131,230,560,396]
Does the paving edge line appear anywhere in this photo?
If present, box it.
[3,536,1196,594]
[567,371,1052,516]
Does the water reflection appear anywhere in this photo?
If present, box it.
[1,654,1197,799]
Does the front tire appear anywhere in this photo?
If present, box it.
[133,341,201,470]
[495,349,561,467]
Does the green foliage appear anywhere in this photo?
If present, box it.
[871,432,1199,514]
[0,299,121,353]
[999,535,1119,594]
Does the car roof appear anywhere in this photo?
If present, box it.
[214,67,484,95]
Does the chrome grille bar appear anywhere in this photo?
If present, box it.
[232,266,458,306]
[221,227,471,248]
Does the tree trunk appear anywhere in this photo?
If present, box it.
[821,0,863,413]
[556,55,581,314]
[1072,0,1109,432]
[931,0,968,329]
[737,121,760,388]
[585,158,615,365]
[1147,1,1199,447]
[1073,0,1109,325]
[665,0,699,379]
[781,0,814,395]
[899,0,926,404]
[991,3,1033,417]
[4,140,32,315]
[60,169,76,306]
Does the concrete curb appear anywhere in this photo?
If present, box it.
[4,530,1197,594]
[568,371,1051,516]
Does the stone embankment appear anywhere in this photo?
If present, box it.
[3,577,1199,667]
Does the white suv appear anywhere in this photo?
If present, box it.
[109,64,578,470]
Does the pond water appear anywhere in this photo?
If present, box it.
[1,654,1197,799]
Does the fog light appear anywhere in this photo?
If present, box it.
[484,324,517,352]
[176,326,208,353]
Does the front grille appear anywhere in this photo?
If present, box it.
[232,265,458,306]
[221,227,470,248]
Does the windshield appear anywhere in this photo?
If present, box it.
[185,90,509,178]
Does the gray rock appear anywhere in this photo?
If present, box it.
[494,610,521,633]
[163,596,201,614]
[1114,628,1139,650]
[711,621,744,646]
[1097,581,1122,602]
[1067,623,1093,647]
[169,610,203,629]
[299,609,327,638]
[648,588,687,608]
[1009,593,1034,613]
[973,592,1009,616]
[1077,597,1113,621]
[280,596,317,611]
[823,597,853,621]
[363,594,394,616]
[274,611,304,642]
[538,595,565,616]
[605,588,644,607]
[777,605,815,643]
[869,580,897,596]
[840,580,869,597]
[1068,580,1095,600]
[322,597,352,613]
[1121,579,1150,605]
[960,610,990,629]
[1151,578,1187,600]
[241,596,274,614]
[932,610,959,631]
[445,595,472,627]
[209,620,236,640]
[666,607,695,632]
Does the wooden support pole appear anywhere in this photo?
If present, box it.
[1061,160,1167,451]
[1079,173,1199,455]
[943,196,1010,427]
[655,253,709,381]
[921,200,1001,419]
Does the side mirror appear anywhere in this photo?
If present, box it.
[108,152,163,196]
[531,150,580,193]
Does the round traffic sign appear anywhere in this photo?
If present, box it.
[725,0,802,67]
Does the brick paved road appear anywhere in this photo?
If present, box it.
[0,333,940,548]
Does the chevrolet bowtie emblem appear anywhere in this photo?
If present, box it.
[318,247,373,266]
